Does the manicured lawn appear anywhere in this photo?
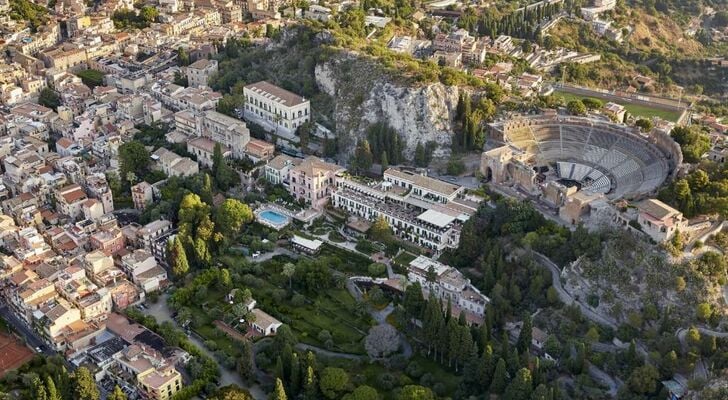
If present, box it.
[553,90,683,122]
[318,244,373,276]
[393,251,417,267]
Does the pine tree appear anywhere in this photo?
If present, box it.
[457,325,474,372]
[213,142,236,190]
[489,358,508,394]
[353,139,373,174]
[271,378,288,400]
[237,339,255,383]
[169,235,190,278]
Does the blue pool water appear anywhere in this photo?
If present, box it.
[259,210,288,225]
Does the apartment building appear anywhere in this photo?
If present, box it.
[432,28,486,64]
[243,81,310,135]
[116,344,183,400]
[244,138,275,162]
[132,181,154,211]
[89,227,125,255]
[55,184,88,220]
[185,59,218,88]
[197,110,251,159]
[288,156,344,209]
[85,174,114,214]
[120,249,167,293]
[137,219,173,251]
[151,148,199,177]
[187,137,227,168]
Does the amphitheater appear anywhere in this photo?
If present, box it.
[483,116,682,200]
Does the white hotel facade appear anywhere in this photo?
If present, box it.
[243,81,310,135]
[331,169,480,252]
[408,255,489,323]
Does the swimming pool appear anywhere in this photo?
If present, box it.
[259,210,288,225]
[256,208,291,230]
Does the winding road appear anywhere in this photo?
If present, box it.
[531,251,618,329]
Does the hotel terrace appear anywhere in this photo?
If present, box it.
[331,168,482,252]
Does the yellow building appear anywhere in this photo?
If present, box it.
[138,366,182,400]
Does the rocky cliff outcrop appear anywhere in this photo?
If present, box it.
[315,55,462,159]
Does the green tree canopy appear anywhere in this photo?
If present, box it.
[73,367,100,400]
[319,367,349,399]
[396,385,435,400]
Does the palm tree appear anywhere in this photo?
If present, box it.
[282,263,296,289]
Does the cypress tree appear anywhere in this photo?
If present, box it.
[489,358,507,394]
[271,378,288,400]
[32,377,48,400]
[517,313,533,353]
[169,235,190,278]
[290,353,301,396]
[303,366,318,400]
[380,151,389,173]
[503,368,532,400]
[46,376,62,400]
[274,356,285,382]
[508,348,521,376]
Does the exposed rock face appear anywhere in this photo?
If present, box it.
[315,56,462,159]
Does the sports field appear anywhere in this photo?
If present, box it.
[554,90,683,122]
[0,331,33,377]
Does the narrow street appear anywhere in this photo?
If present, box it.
[0,303,54,356]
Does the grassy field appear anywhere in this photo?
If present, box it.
[393,251,417,267]
[554,90,683,122]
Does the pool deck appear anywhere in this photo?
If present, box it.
[255,205,292,230]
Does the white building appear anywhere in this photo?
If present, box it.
[407,255,489,324]
[264,154,301,186]
[250,308,282,336]
[332,170,480,251]
[636,199,688,243]
[243,81,310,135]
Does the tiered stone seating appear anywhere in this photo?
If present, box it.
[501,118,672,199]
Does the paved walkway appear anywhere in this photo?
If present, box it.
[143,294,266,400]
[294,343,366,360]
[531,251,618,329]
[588,364,619,396]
